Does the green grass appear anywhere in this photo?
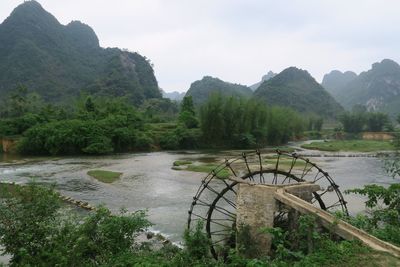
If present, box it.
[263,146,295,153]
[0,183,20,198]
[173,160,192,166]
[172,163,230,178]
[301,140,395,152]
[87,170,122,183]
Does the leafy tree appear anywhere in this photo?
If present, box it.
[141,98,178,122]
[0,85,44,118]
[365,112,389,132]
[307,116,324,131]
[180,96,195,115]
[339,111,366,133]
[178,96,198,128]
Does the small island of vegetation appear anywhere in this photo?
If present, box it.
[87,170,122,183]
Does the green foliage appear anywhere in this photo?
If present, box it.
[0,183,61,265]
[180,95,195,115]
[159,126,201,150]
[345,161,400,246]
[173,160,192,166]
[338,111,366,133]
[183,221,210,261]
[0,183,151,266]
[307,116,324,131]
[200,94,304,148]
[236,224,260,258]
[339,110,391,133]
[366,112,389,132]
[260,214,372,266]
[141,98,179,123]
[301,140,395,152]
[178,96,198,128]
[87,170,122,183]
[14,97,155,155]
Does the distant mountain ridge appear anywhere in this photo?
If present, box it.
[161,89,185,101]
[250,71,277,90]
[254,67,343,118]
[0,0,161,104]
[323,59,400,115]
[185,76,253,105]
[322,70,357,98]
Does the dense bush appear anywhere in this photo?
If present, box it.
[14,96,156,155]
[0,183,151,266]
[339,110,390,133]
[159,126,201,150]
[200,94,304,148]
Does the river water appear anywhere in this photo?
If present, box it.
[0,144,397,246]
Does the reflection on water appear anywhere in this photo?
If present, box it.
[0,147,396,243]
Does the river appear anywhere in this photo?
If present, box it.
[0,144,397,247]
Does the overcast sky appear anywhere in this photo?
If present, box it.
[1,0,400,92]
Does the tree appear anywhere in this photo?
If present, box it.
[339,112,366,133]
[365,112,388,132]
[180,96,195,115]
[179,96,198,128]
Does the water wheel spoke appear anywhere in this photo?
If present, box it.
[210,229,232,234]
[243,153,255,181]
[312,170,323,182]
[212,205,236,219]
[210,218,235,222]
[225,159,237,177]
[209,219,233,228]
[273,154,281,184]
[326,200,342,210]
[257,150,265,183]
[222,179,237,195]
[191,213,207,220]
[318,188,330,197]
[301,164,314,179]
[212,237,230,245]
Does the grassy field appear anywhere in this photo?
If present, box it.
[87,170,122,183]
[301,140,395,152]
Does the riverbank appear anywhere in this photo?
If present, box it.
[301,140,396,152]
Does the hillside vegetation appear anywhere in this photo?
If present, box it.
[254,67,344,118]
[0,1,161,105]
[185,76,253,106]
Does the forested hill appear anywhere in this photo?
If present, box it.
[326,59,400,116]
[185,76,253,105]
[0,1,161,105]
[249,71,277,91]
[254,67,344,118]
